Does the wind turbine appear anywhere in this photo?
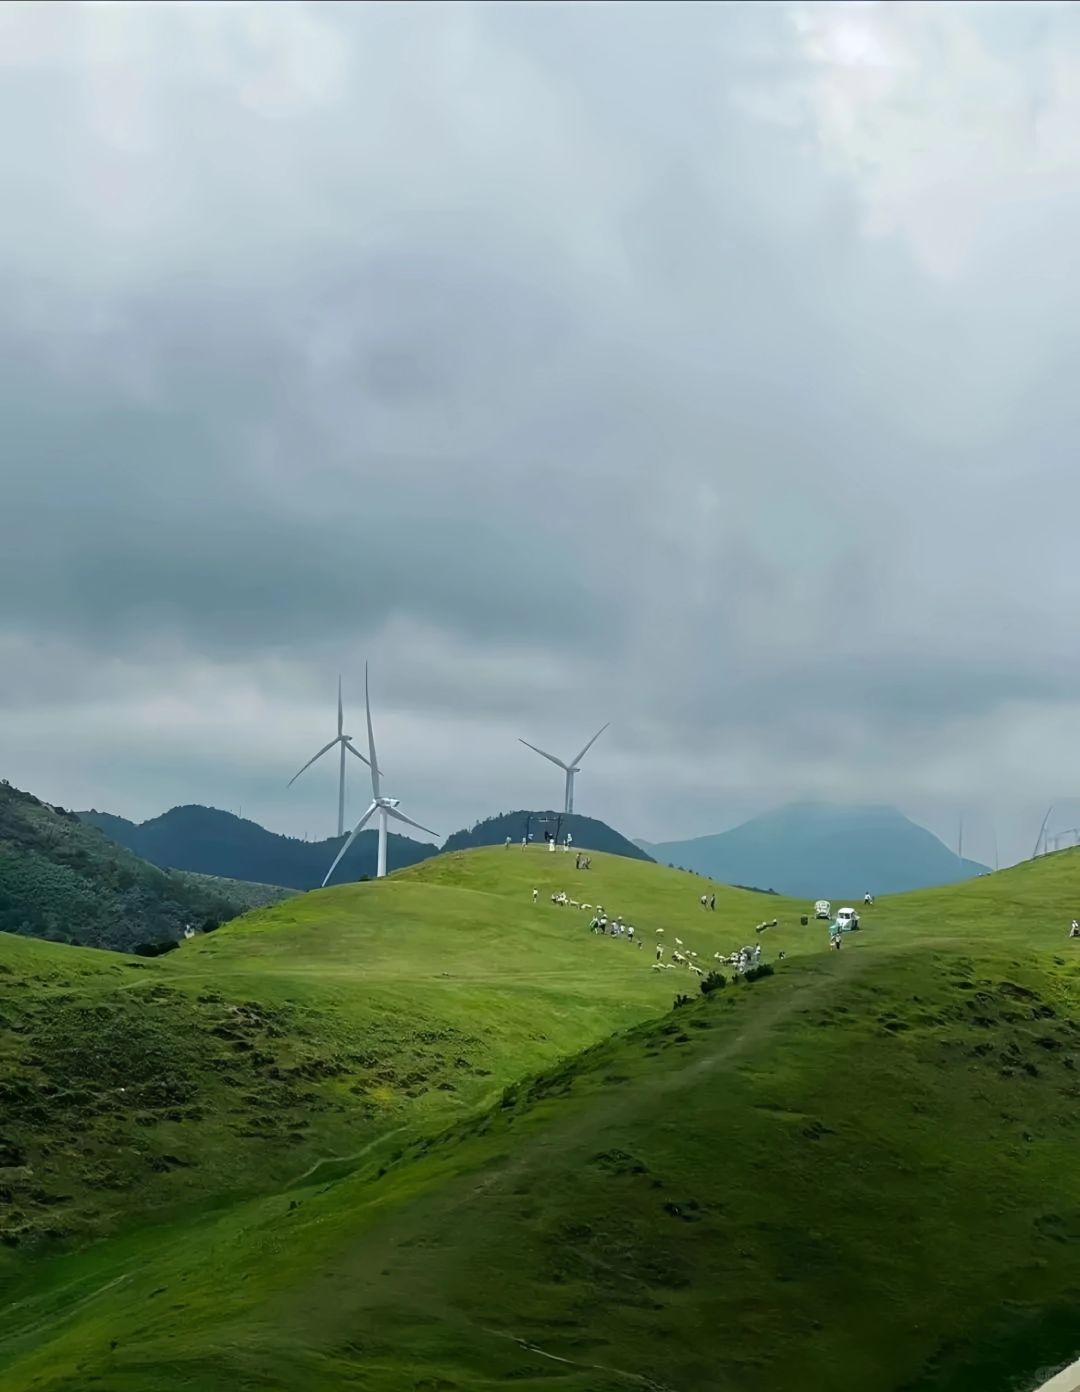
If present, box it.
[518,722,609,816]
[322,663,437,885]
[289,676,372,835]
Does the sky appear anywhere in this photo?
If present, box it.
[3,0,1080,867]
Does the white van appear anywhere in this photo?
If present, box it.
[814,900,831,920]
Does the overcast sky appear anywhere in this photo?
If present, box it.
[3,0,1080,866]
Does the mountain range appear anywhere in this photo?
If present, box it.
[639,801,988,897]
[77,804,436,891]
[76,804,651,893]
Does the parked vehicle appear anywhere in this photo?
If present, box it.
[814,900,831,920]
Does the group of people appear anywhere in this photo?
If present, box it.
[507,831,575,851]
[699,893,716,910]
[590,909,639,944]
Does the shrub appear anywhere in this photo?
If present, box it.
[744,962,776,983]
[673,993,692,1010]
[700,971,726,996]
[133,940,180,958]
[200,918,221,934]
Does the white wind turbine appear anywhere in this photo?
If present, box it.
[518,723,609,816]
[288,676,372,837]
[322,663,438,885]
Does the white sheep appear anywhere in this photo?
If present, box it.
[675,937,683,946]
[689,965,704,976]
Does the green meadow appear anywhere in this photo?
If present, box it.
[2,846,1079,1391]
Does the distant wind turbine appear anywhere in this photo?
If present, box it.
[518,723,609,815]
[288,676,371,838]
[322,663,437,885]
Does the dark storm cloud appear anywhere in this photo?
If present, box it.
[3,0,1080,864]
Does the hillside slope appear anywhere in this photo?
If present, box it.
[79,803,437,888]
[2,847,1080,1391]
[652,802,988,896]
[0,781,293,951]
[443,809,653,861]
[0,851,789,1252]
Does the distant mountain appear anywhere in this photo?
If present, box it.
[0,779,294,952]
[78,803,437,890]
[648,802,988,898]
[443,810,653,862]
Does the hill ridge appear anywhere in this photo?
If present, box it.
[0,778,293,952]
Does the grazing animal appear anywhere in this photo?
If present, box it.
[675,938,683,946]
[689,964,704,976]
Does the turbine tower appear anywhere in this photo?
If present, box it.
[322,663,437,885]
[288,677,372,837]
[518,723,609,816]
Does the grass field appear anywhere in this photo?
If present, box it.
[1,845,1079,1391]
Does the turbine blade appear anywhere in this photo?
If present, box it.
[365,661,380,798]
[337,675,343,738]
[321,801,378,886]
[287,738,339,787]
[518,738,568,771]
[344,740,372,769]
[571,722,609,767]
[386,806,438,839]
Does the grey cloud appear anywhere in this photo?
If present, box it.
[3,0,1080,868]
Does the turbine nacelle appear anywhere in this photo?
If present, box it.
[517,722,609,816]
[377,797,401,809]
[287,678,372,838]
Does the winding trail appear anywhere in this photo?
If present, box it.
[480,1326,678,1391]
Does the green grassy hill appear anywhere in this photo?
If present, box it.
[0,781,295,952]
[1,845,1079,1391]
